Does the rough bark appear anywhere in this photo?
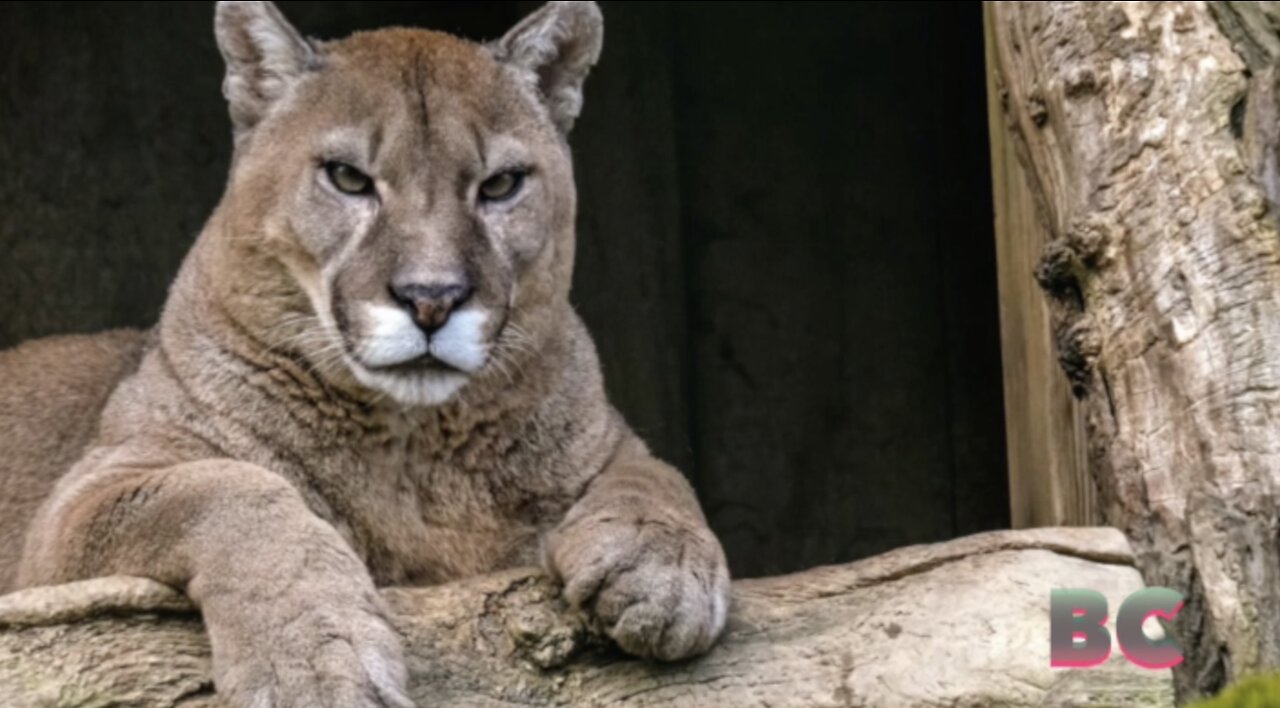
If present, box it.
[0,528,1171,707]
[988,2,1280,701]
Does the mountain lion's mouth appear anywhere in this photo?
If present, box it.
[365,352,467,376]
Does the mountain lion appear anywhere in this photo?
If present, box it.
[0,2,730,705]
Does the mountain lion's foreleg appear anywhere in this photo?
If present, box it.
[17,460,411,708]
[544,437,731,661]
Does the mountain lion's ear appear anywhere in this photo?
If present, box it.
[491,1,604,134]
[215,1,316,136]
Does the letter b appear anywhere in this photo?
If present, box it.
[1050,589,1111,668]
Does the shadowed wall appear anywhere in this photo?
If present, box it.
[0,1,1008,577]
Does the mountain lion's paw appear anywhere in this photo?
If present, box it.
[205,586,412,708]
[547,511,731,661]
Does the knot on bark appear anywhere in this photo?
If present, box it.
[1028,90,1050,127]
[1034,238,1081,299]
[1035,216,1112,396]
[479,575,593,671]
[1053,315,1102,397]
[1064,65,1103,98]
[1067,217,1114,267]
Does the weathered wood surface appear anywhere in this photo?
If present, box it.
[984,4,1098,529]
[988,1,1280,700]
[0,528,1171,707]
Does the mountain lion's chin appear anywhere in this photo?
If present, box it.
[349,363,471,408]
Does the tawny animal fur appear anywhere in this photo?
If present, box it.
[0,2,730,706]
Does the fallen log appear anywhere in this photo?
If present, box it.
[0,528,1171,707]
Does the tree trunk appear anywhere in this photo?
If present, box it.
[0,528,1171,707]
[988,2,1280,700]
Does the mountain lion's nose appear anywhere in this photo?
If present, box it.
[389,282,474,335]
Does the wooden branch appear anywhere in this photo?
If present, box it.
[988,2,1280,700]
[0,529,1170,707]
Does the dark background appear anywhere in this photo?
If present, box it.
[0,1,1008,578]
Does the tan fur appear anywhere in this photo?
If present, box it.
[0,3,730,707]
[0,330,149,591]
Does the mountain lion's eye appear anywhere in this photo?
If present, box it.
[479,170,526,203]
[325,162,374,196]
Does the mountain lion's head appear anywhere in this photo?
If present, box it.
[204,1,602,406]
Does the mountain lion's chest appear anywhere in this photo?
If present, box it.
[306,426,575,586]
